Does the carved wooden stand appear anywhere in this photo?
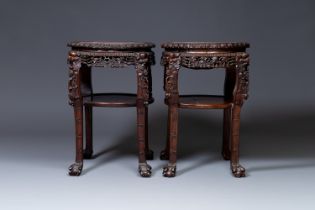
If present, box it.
[67,41,155,177]
[160,42,250,178]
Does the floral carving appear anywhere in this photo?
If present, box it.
[68,52,81,106]
[80,55,136,68]
[181,55,236,69]
[162,53,180,100]
[67,51,154,105]
[135,53,152,103]
[235,53,250,105]
[68,51,154,68]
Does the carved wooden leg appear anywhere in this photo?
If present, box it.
[163,105,178,177]
[160,106,170,160]
[230,105,246,178]
[84,106,93,159]
[144,106,154,160]
[137,103,152,177]
[222,107,232,160]
[69,101,84,176]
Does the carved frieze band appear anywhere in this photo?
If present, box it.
[70,51,154,68]
[81,55,135,68]
[180,55,236,69]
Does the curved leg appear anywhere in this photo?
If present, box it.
[84,106,93,159]
[163,105,178,177]
[145,106,154,160]
[160,106,170,160]
[230,105,246,178]
[137,103,152,177]
[69,102,84,176]
[222,107,231,160]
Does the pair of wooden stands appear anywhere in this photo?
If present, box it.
[67,41,250,178]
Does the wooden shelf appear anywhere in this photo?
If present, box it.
[83,93,153,107]
[177,95,232,109]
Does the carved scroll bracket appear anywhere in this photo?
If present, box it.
[235,53,250,105]
[135,53,151,103]
[68,51,82,106]
[163,52,180,103]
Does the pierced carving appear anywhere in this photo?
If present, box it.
[163,53,180,100]
[69,51,154,68]
[181,55,236,69]
[235,53,250,105]
[68,52,81,106]
[163,164,176,177]
[68,161,83,176]
[138,163,152,177]
[67,51,154,105]
[80,55,136,68]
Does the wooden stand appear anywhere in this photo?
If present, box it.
[160,42,250,178]
[67,41,155,177]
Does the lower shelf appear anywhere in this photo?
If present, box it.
[177,95,232,109]
[84,93,154,107]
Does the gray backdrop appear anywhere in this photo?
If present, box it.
[0,0,315,210]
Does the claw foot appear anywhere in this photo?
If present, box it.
[83,149,93,159]
[160,150,169,160]
[68,162,83,176]
[138,163,152,177]
[146,150,154,160]
[163,164,176,177]
[231,164,246,178]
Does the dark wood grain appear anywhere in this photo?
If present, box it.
[177,95,232,109]
[83,93,153,107]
